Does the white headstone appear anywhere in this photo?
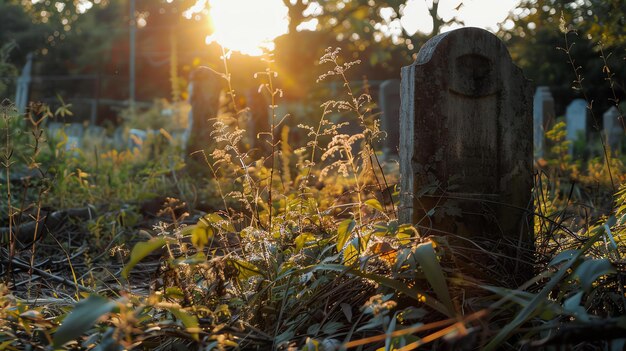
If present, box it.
[533,86,555,158]
[15,53,33,114]
[565,99,587,154]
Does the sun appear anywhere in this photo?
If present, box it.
[206,0,289,56]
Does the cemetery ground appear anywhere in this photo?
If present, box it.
[2,45,626,351]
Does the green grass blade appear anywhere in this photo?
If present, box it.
[414,242,456,316]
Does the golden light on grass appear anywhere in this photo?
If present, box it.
[206,0,288,56]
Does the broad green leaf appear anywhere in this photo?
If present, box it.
[165,287,185,300]
[343,241,359,266]
[340,303,352,322]
[167,306,200,341]
[563,291,589,322]
[414,242,455,316]
[191,224,213,249]
[53,295,117,347]
[336,219,355,252]
[122,237,167,279]
[232,259,263,280]
[603,224,618,251]
[548,250,577,267]
[295,232,316,251]
[395,224,415,244]
[174,252,207,265]
[365,198,384,213]
[201,213,235,232]
[384,312,399,351]
[321,321,343,335]
[573,258,616,291]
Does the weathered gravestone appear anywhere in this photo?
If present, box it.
[603,106,622,153]
[565,99,587,154]
[533,86,555,159]
[187,67,221,158]
[379,79,401,158]
[399,27,534,284]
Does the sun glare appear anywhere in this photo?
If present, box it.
[206,0,289,56]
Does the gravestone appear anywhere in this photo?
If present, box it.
[378,79,401,158]
[533,86,555,158]
[399,27,533,284]
[565,99,587,154]
[603,106,622,153]
[15,53,33,114]
[112,127,126,150]
[64,123,84,151]
[187,67,221,158]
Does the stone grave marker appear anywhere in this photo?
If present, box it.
[64,123,84,151]
[533,86,555,158]
[378,79,401,158]
[603,106,622,153]
[399,27,534,284]
[565,99,587,154]
[112,127,126,150]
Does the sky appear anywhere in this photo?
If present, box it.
[206,0,521,56]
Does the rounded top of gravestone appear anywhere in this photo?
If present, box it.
[604,105,619,117]
[414,27,513,66]
[379,79,401,90]
[568,99,587,107]
[410,27,528,98]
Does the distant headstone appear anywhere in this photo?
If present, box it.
[64,123,84,151]
[533,86,555,158]
[15,53,33,115]
[399,27,534,284]
[187,67,221,158]
[112,127,126,150]
[565,99,587,154]
[603,106,622,153]
[378,79,401,157]
[85,125,106,139]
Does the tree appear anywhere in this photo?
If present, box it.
[503,0,626,117]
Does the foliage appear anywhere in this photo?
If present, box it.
[2,24,626,351]
[504,0,626,117]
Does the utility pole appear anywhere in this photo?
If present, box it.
[129,0,136,115]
